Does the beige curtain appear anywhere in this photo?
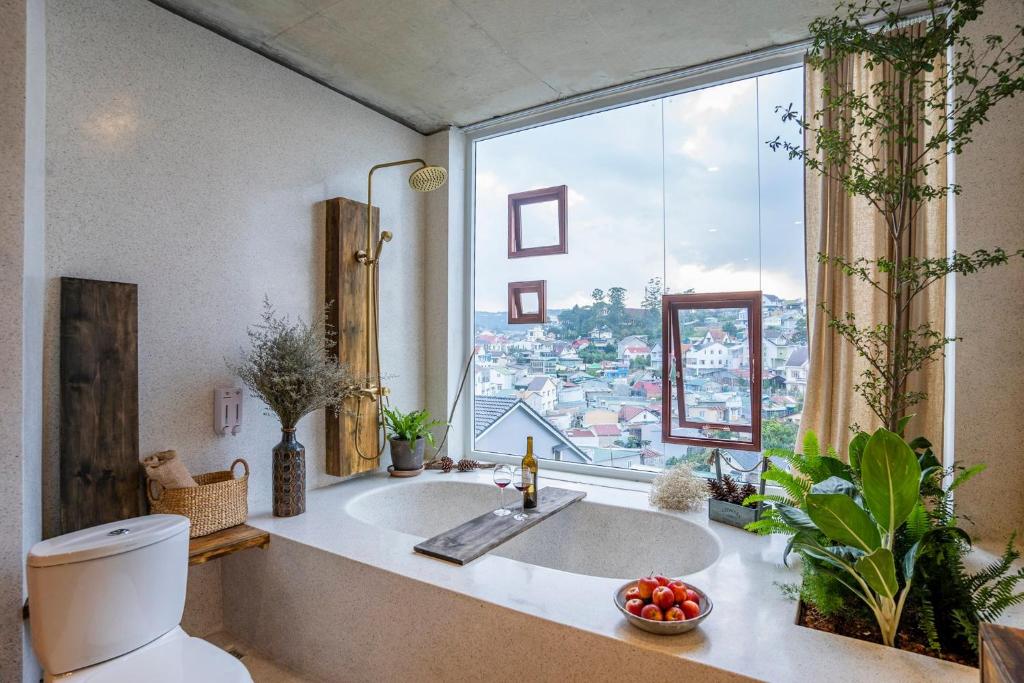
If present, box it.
[798,22,947,459]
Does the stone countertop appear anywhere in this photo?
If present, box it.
[245,468,995,682]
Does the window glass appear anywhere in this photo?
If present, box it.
[473,65,806,477]
[518,201,561,249]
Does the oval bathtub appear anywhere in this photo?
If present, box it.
[345,479,721,579]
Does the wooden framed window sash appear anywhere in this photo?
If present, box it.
[507,280,547,324]
[661,291,762,451]
[507,185,568,258]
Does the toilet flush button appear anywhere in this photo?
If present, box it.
[107,528,131,536]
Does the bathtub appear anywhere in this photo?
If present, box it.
[221,469,978,683]
[345,479,721,579]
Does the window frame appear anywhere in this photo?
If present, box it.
[507,185,568,258]
[661,291,763,452]
[463,46,806,483]
[507,280,547,324]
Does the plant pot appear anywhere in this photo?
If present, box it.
[707,498,760,530]
[273,429,305,517]
[389,437,425,471]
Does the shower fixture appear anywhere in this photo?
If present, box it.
[352,158,448,463]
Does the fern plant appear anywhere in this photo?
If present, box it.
[751,426,1024,655]
[746,427,976,647]
[906,435,1024,659]
[381,406,445,446]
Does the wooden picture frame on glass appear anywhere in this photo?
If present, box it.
[507,185,568,258]
[507,280,547,325]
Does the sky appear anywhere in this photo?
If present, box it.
[474,66,806,312]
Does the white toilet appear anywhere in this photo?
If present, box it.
[27,514,251,682]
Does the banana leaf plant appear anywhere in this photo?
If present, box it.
[748,426,967,647]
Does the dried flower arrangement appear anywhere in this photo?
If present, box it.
[228,297,359,430]
[707,475,757,508]
[649,464,709,512]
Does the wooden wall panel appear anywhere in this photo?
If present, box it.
[59,277,142,533]
[325,197,380,477]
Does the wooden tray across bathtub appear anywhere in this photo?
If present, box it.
[413,486,586,565]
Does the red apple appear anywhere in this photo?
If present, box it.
[652,586,675,610]
[625,598,645,616]
[640,604,664,621]
[625,586,642,602]
[637,576,659,600]
[685,589,700,604]
[654,574,671,587]
[681,600,701,620]
[669,582,689,603]
[664,606,685,621]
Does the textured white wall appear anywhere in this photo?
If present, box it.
[954,0,1024,544]
[43,0,428,533]
[1,1,45,680]
[0,3,29,678]
[42,0,427,636]
[425,128,469,458]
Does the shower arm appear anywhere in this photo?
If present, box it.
[356,158,428,266]
[350,158,429,463]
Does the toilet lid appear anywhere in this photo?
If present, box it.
[63,632,251,682]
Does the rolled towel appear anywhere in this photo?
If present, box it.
[142,449,197,489]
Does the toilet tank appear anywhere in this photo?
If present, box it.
[27,514,190,675]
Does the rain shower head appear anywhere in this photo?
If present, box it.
[408,164,448,193]
[360,158,448,266]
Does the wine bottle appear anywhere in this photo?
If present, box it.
[521,436,538,509]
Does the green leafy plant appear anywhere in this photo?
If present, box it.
[904,436,1024,658]
[749,427,1024,657]
[771,0,1024,430]
[748,428,971,647]
[753,0,1024,659]
[381,405,445,446]
[229,298,358,431]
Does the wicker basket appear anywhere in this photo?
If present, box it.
[147,458,249,538]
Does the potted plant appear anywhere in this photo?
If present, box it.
[230,298,358,517]
[748,0,1024,663]
[381,406,445,472]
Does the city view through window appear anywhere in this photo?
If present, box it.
[473,66,806,479]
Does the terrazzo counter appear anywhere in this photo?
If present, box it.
[222,469,986,682]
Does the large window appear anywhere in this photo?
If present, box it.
[471,64,806,479]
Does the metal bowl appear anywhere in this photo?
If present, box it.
[613,579,713,635]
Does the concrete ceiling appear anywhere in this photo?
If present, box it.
[151,0,841,134]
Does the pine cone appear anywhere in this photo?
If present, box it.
[456,458,479,472]
[739,482,757,507]
[706,478,725,501]
[440,456,454,473]
[721,474,740,503]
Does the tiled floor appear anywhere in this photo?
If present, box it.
[205,631,315,682]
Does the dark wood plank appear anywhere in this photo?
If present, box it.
[188,524,270,566]
[981,622,1024,683]
[324,197,380,477]
[414,487,586,565]
[59,277,141,534]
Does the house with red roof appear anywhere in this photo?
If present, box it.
[633,380,662,400]
[590,423,622,447]
[619,405,659,425]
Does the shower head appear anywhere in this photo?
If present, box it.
[360,159,448,265]
[408,165,448,193]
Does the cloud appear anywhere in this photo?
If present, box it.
[665,261,805,300]
[472,68,806,313]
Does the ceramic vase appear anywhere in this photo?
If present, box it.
[273,429,305,517]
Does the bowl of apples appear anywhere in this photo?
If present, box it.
[614,574,713,635]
